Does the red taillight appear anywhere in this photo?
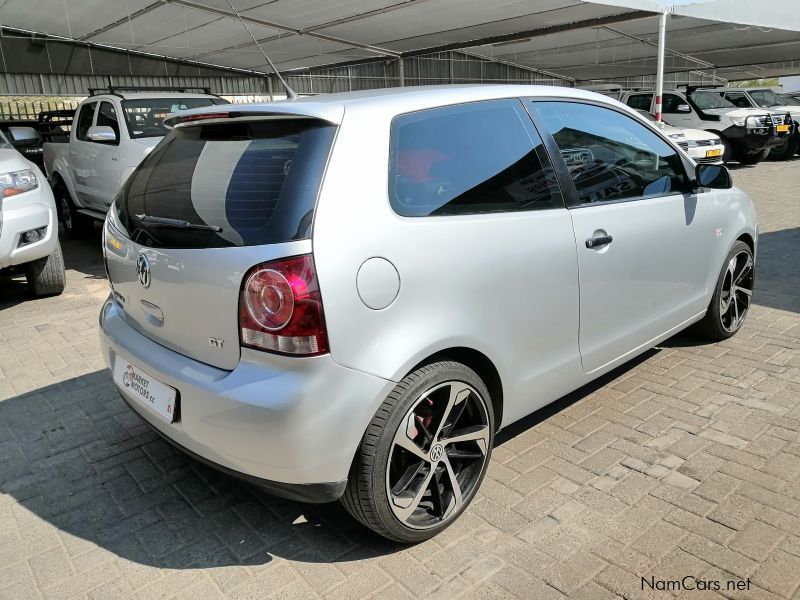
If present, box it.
[180,112,230,123]
[239,254,329,356]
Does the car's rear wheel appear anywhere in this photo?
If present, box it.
[26,241,66,297]
[695,240,754,340]
[342,361,494,543]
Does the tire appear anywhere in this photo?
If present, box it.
[54,182,93,237]
[736,148,769,165]
[694,240,754,341]
[719,135,734,164]
[26,241,66,297]
[767,135,799,161]
[342,361,495,543]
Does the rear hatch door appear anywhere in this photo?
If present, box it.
[104,116,336,370]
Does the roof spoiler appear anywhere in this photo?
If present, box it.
[163,108,342,129]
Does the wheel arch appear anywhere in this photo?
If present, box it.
[409,347,504,431]
[737,232,754,252]
[49,168,77,205]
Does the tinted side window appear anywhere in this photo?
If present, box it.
[389,100,562,217]
[530,101,689,206]
[626,94,652,111]
[96,101,120,142]
[75,102,96,141]
[662,94,687,114]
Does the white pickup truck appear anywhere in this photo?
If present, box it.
[711,87,800,160]
[43,87,227,235]
[613,88,791,165]
[0,128,65,296]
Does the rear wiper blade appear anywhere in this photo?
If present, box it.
[136,214,222,232]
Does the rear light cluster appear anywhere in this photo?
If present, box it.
[239,254,329,356]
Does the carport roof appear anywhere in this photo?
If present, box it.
[0,0,798,82]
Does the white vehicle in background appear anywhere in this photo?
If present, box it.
[617,88,789,164]
[636,110,725,164]
[0,128,65,297]
[43,87,228,236]
[712,87,800,159]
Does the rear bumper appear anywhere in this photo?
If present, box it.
[0,191,57,269]
[99,295,395,502]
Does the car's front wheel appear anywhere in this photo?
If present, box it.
[25,241,66,297]
[342,361,494,543]
[736,148,769,165]
[696,240,754,340]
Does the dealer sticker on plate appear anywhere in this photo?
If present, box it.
[113,358,177,423]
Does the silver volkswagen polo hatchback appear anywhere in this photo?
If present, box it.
[100,85,757,542]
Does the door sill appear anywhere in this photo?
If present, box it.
[77,208,108,222]
[582,309,707,376]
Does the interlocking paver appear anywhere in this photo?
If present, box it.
[1,161,799,598]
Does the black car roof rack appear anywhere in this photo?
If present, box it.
[87,86,218,98]
[678,84,725,94]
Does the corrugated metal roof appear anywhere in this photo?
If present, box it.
[0,0,797,83]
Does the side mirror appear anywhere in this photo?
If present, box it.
[695,163,732,190]
[676,104,692,113]
[7,126,41,147]
[86,125,117,144]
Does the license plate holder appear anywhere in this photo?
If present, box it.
[113,358,178,423]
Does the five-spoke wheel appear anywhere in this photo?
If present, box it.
[386,380,490,529]
[719,249,754,333]
[342,361,494,542]
[696,240,755,340]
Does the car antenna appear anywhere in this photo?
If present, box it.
[223,0,298,101]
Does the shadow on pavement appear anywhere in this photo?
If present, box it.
[2,345,664,570]
[0,370,399,569]
[749,227,800,315]
[0,226,106,310]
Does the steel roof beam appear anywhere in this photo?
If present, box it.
[600,25,716,69]
[78,2,163,41]
[399,10,657,58]
[158,0,401,58]
[458,50,574,82]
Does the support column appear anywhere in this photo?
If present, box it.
[398,57,405,87]
[655,9,667,125]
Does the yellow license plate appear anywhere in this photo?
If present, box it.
[705,149,722,157]
[777,124,790,132]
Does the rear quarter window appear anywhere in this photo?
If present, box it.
[114,119,336,249]
[388,99,563,217]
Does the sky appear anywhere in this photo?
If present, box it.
[780,76,800,92]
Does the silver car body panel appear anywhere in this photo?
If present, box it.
[100,297,395,484]
[100,84,758,489]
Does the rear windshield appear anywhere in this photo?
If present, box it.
[689,91,735,110]
[114,119,336,249]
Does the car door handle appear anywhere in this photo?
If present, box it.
[585,235,613,249]
[90,153,97,159]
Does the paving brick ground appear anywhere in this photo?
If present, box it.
[1,159,799,600]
